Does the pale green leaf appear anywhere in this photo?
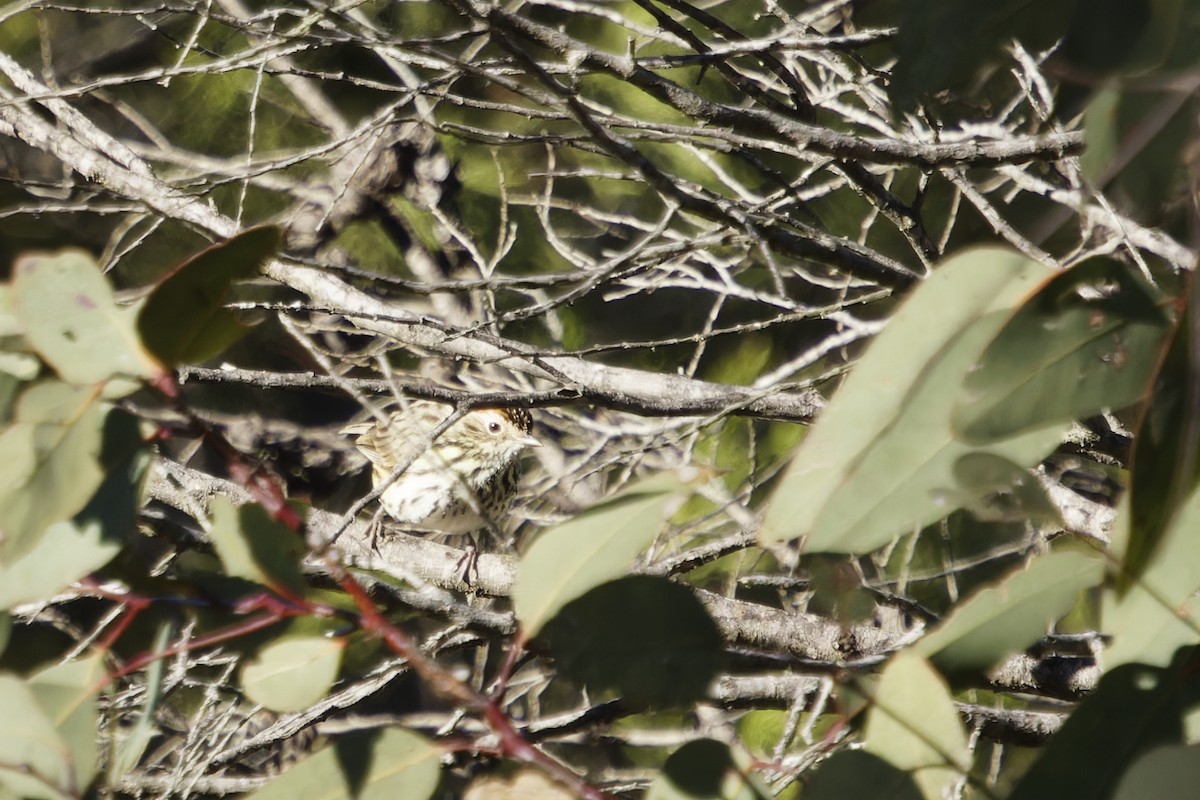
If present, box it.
[0,351,39,381]
[915,546,1104,672]
[0,656,104,798]
[0,285,18,337]
[1114,745,1200,800]
[0,383,106,563]
[0,674,73,800]
[646,739,770,800]
[27,656,104,791]
[953,257,1169,443]
[761,247,1062,553]
[514,483,676,636]
[241,636,344,713]
[206,497,305,592]
[1103,493,1200,668]
[249,727,441,800]
[0,425,142,606]
[947,452,1063,525]
[13,250,159,384]
[0,518,121,610]
[864,653,970,800]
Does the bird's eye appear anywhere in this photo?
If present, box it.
[487,421,502,434]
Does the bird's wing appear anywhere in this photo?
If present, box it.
[342,407,441,472]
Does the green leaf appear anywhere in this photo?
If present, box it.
[0,520,120,611]
[27,656,104,792]
[249,728,441,800]
[645,739,770,800]
[1122,274,1200,594]
[0,382,107,563]
[0,351,40,381]
[1115,744,1200,800]
[0,655,104,799]
[915,546,1104,673]
[464,768,575,799]
[0,414,144,608]
[803,751,923,800]
[111,623,170,780]
[137,225,281,367]
[948,452,1063,524]
[760,247,1063,553]
[863,652,970,800]
[953,257,1169,443]
[1103,494,1200,669]
[12,249,159,384]
[735,711,788,757]
[242,636,345,713]
[207,497,306,594]
[542,576,722,709]
[514,481,676,636]
[1009,652,1200,800]
[0,674,75,799]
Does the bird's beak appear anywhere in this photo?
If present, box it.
[519,434,542,448]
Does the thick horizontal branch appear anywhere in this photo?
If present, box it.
[149,459,904,665]
[147,458,1101,698]
[266,265,826,420]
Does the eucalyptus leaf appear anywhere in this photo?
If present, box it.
[249,728,441,800]
[803,751,923,800]
[242,636,345,713]
[1103,492,1200,669]
[138,225,281,367]
[27,655,105,793]
[1114,745,1200,800]
[207,497,306,594]
[514,480,677,636]
[915,547,1103,673]
[863,652,970,800]
[0,656,105,798]
[0,383,106,563]
[0,674,74,799]
[953,257,1169,443]
[13,249,159,384]
[1009,653,1200,800]
[761,247,1063,554]
[541,576,722,709]
[1122,272,1200,595]
[645,739,770,800]
[0,423,144,607]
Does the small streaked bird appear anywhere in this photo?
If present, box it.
[340,401,540,539]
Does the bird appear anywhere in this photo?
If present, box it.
[340,401,540,542]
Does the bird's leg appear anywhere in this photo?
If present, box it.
[366,507,387,553]
[455,534,481,589]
